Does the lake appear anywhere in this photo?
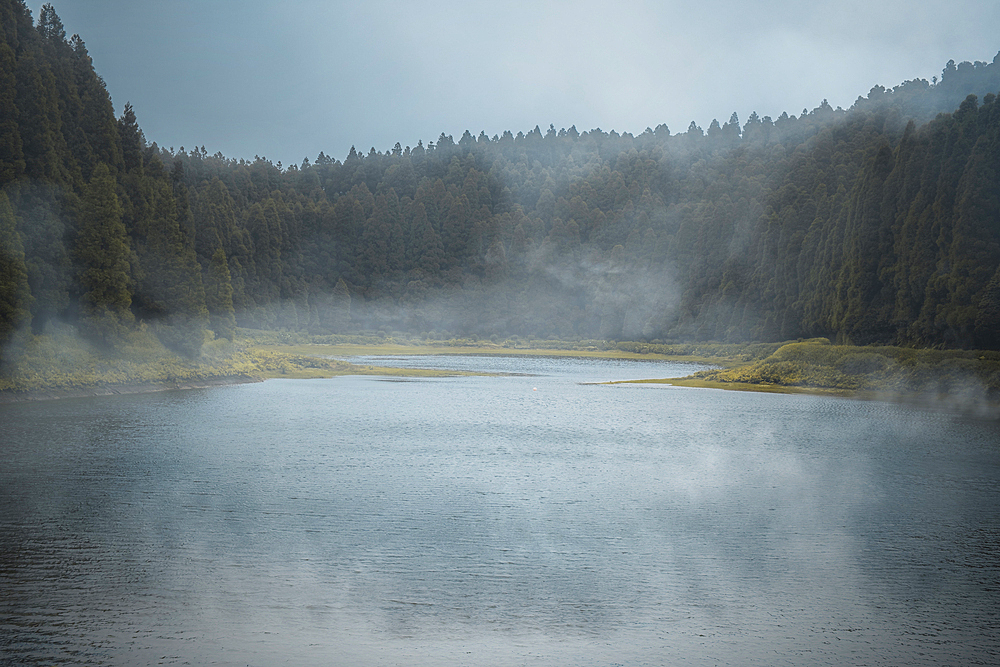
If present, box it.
[2,355,999,666]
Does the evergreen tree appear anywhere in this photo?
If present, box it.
[117,102,144,173]
[133,178,209,356]
[37,3,65,42]
[327,277,351,332]
[405,201,445,276]
[0,191,31,343]
[74,162,132,345]
[14,182,71,332]
[69,34,122,176]
[4,13,1000,353]
[0,41,26,185]
[204,246,236,340]
[15,51,70,183]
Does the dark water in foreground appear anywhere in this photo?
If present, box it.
[1,356,999,666]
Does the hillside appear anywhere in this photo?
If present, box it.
[2,0,999,361]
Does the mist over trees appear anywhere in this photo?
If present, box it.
[2,0,1000,356]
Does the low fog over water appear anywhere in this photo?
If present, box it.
[3,357,999,665]
[4,5,1000,664]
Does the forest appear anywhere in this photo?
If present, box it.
[2,0,1000,363]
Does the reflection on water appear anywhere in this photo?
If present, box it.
[1,356,999,666]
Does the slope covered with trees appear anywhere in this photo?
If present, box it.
[2,0,999,361]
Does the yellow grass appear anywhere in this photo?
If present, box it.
[603,376,857,397]
[6,332,997,413]
[256,342,733,365]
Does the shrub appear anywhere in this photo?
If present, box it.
[836,352,893,376]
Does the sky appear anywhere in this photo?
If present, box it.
[41,0,1000,167]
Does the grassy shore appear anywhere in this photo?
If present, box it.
[604,339,1000,411]
[265,334,1000,411]
[243,330,772,366]
[3,329,998,410]
[0,327,756,400]
[256,342,721,363]
[0,328,510,400]
[251,334,1000,409]
[604,376,858,397]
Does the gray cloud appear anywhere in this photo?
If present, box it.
[45,0,1000,165]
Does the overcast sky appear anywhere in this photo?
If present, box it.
[41,0,1000,167]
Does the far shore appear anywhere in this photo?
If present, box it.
[257,342,726,364]
[278,342,1000,416]
[0,342,717,403]
[3,336,997,416]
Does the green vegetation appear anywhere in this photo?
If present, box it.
[0,328,510,398]
[3,325,999,408]
[612,338,1000,401]
[240,328,778,364]
[0,326,256,395]
[2,0,1000,402]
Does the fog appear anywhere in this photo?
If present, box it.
[7,357,999,664]
[343,246,682,341]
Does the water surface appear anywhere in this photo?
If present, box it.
[2,356,998,666]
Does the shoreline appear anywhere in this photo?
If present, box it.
[3,343,997,418]
[0,375,263,403]
[256,342,727,364]
[606,376,1000,419]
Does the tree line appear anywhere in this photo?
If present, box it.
[2,0,999,357]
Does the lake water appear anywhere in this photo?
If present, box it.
[2,355,999,666]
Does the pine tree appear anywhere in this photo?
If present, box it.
[0,41,26,185]
[204,246,236,340]
[0,191,32,343]
[405,201,444,276]
[69,34,122,176]
[117,102,144,173]
[37,4,65,42]
[15,51,70,183]
[328,277,351,332]
[358,193,393,280]
[133,178,209,356]
[74,162,132,345]
[0,0,35,50]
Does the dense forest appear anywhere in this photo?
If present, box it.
[2,0,1000,360]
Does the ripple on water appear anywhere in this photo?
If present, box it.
[1,358,999,666]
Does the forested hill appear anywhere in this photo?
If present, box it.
[2,0,1000,358]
